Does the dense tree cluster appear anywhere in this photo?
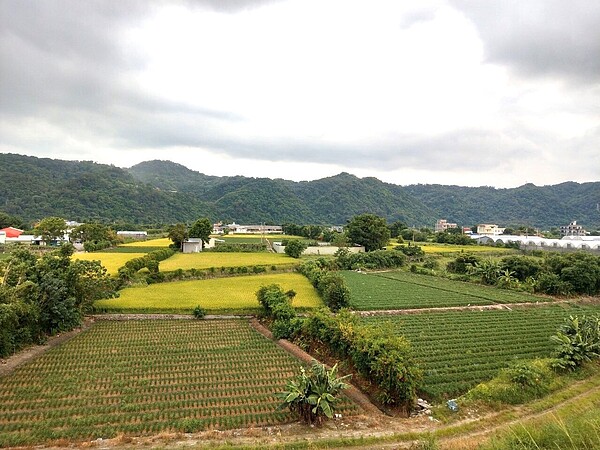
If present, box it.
[0,244,116,357]
[446,252,600,296]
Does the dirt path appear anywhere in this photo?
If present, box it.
[249,318,384,416]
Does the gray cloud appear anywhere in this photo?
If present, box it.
[452,0,600,83]
[0,0,598,187]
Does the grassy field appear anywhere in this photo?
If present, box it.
[342,270,550,310]
[95,273,322,313]
[72,252,147,275]
[159,252,297,272]
[362,304,600,399]
[0,319,360,446]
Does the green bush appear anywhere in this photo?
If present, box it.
[192,305,206,319]
[335,249,406,270]
[303,309,421,411]
[465,359,556,405]
[284,239,308,258]
[446,253,480,274]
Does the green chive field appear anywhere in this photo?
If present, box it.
[342,270,551,310]
[0,319,360,447]
[94,273,322,313]
[362,304,600,399]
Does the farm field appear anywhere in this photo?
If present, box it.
[72,252,147,275]
[94,273,322,313]
[216,234,303,244]
[0,319,360,447]
[119,237,171,247]
[362,304,600,399]
[418,243,513,254]
[159,252,297,272]
[342,270,550,310]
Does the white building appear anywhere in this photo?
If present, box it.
[477,224,506,236]
[435,219,458,233]
[560,220,587,237]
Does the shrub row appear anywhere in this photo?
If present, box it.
[256,284,301,339]
[335,248,406,270]
[303,308,422,411]
[209,243,268,252]
[446,252,600,296]
[298,260,350,311]
[83,240,112,252]
[117,248,176,281]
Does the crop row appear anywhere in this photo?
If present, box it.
[363,304,600,399]
[374,270,547,304]
[344,269,549,311]
[0,320,360,447]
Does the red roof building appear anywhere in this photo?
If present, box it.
[0,227,24,238]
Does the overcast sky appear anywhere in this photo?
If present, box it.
[1,0,599,187]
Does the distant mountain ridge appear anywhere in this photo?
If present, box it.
[1,154,598,229]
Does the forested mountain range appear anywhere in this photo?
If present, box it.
[1,154,598,230]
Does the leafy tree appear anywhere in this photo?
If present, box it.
[446,253,480,274]
[167,223,188,250]
[278,361,351,425]
[34,217,66,244]
[189,217,212,248]
[500,256,543,282]
[346,214,390,252]
[0,244,115,355]
[388,220,408,238]
[284,239,307,258]
[320,272,351,311]
[70,223,118,251]
[0,211,25,229]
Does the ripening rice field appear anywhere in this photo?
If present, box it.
[159,252,297,272]
[0,320,360,447]
[71,252,147,275]
[119,237,171,247]
[94,273,322,313]
[342,270,550,310]
[418,244,513,254]
[362,304,600,399]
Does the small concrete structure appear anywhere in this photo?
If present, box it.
[182,238,217,253]
[116,231,148,239]
[0,231,5,245]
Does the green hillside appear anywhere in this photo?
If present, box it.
[1,154,597,229]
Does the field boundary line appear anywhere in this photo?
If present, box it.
[356,300,572,316]
[249,318,384,416]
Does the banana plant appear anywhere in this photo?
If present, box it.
[278,361,351,425]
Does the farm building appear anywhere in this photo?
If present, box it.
[116,231,148,239]
[213,222,283,234]
[182,238,218,253]
[0,226,24,238]
[0,231,5,244]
